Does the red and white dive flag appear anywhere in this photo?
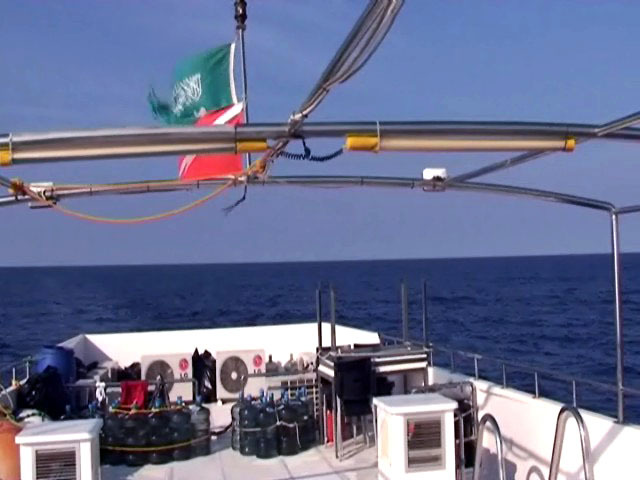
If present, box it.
[178,102,245,181]
[148,43,246,181]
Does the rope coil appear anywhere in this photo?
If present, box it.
[14,157,267,224]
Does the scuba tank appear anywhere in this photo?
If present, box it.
[60,405,74,421]
[123,405,149,467]
[239,395,258,456]
[284,354,298,373]
[231,393,243,451]
[256,394,278,459]
[101,401,124,465]
[169,401,192,462]
[277,392,299,456]
[265,355,279,374]
[147,398,171,465]
[190,396,211,457]
[297,388,316,450]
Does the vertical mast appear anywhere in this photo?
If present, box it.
[234,0,251,168]
[610,211,625,423]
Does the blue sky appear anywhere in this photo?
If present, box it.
[0,0,639,266]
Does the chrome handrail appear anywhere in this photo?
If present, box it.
[473,414,506,480]
[548,406,594,480]
[426,343,640,414]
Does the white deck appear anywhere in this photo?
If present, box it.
[20,321,640,479]
[101,434,378,480]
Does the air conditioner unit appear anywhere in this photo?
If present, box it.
[373,393,457,480]
[15,418,102,480]
[216,349,266,400]
[141,353,193,403]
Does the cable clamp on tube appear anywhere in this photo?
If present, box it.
[0,134,12,166]
[236,139,268,153]
[344,134,380,152]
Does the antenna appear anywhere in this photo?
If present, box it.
[234,0,251,168]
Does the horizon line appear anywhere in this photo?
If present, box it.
[0,250,636,269]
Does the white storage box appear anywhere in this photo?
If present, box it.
[15,419,102,480]
[374,393,457,480]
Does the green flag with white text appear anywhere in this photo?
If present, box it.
[148,43,237,125]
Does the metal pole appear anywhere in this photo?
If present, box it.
[422,279,432,367]
[0,173,14,189]
[452,110,640,183]
[611,211,625,423]
[401,280,409,342]
[421,279,429,346]
[502,364,507,389]
[316,285,323,350]
[234,0,251,168]
[456,411,466,474]
[5,119,640,166]
[330,284,337,351]
[315,284,324,444]
[336,395,342,459]
[331,282,339,459]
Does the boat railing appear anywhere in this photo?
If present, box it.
[472,413,506,480]
[378,333,640,422]
[548,406,594,480]
[431,343,640,408]
[0,355,35,387]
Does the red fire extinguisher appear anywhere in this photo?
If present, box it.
[326,410,347,443]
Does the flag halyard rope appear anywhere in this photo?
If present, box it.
[16,161,265,225]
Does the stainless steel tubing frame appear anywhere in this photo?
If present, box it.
[450,110,640,183]
[610,212,624,423]
[472,414,506,480]
[0,174,630,424]
[3,120,640,164]
[548,406,594,480]
[401,280,409,342]
[315,285,325,444]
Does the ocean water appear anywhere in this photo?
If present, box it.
[2,254,640,421]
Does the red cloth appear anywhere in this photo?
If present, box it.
[120,380,149,408]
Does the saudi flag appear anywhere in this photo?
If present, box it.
[149,43,245,180]
[148,43,238,125]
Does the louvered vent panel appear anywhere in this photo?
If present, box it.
[407,418,443,468]
[35,448,77,480]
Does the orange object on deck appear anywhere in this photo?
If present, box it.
[0,419,22,480]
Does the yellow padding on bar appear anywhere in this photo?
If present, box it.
[0,147,11,166]
[345,135,380,152]
[236,139,268,153]
[564,137,576,152]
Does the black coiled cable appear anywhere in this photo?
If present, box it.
[278,138,343,162]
